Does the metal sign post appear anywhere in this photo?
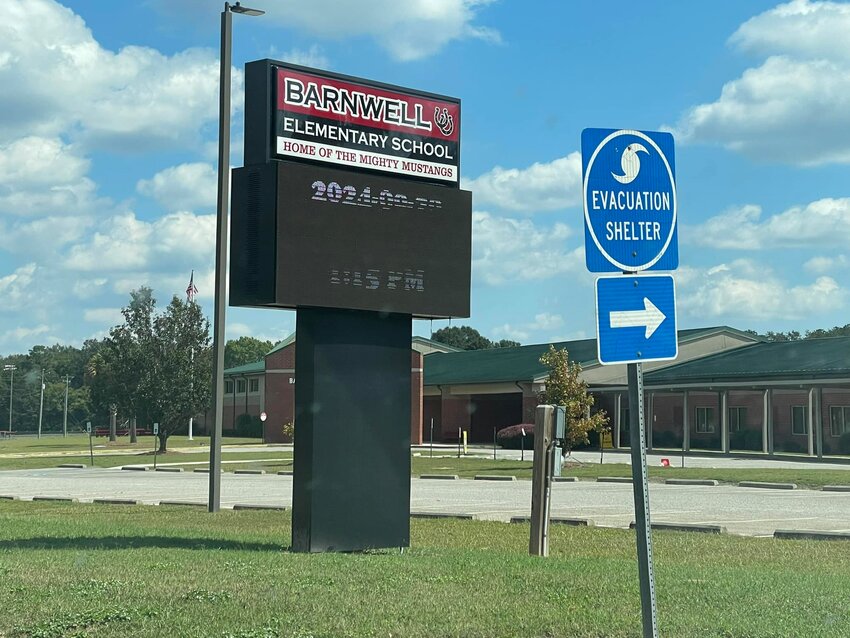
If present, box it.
[582,127,677,638]
[153,423,159,470]
[86,421,93,467]
[628,363,658,638]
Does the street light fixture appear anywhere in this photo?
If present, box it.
[209,1,264,513]
[3,365,15,433]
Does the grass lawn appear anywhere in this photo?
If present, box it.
[0,435,265,471]
[1,500,849,637]
[5,442,850,489]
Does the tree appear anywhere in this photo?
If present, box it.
[538,345,608,453]
[95,289,211,452]
[147,296,212,452]
[225,336,274,368]
[431,326,521,350]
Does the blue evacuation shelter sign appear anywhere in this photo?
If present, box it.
[582,128,678,273]
[595,274,677,365]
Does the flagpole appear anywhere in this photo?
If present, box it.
[187,271,198,441]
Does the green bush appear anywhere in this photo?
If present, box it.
[840,432,850,455]
[230,413,262,438]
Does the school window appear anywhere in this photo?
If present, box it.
[791,406,808,435]
[829,406,850,437]
[728,407,746,432]
[249,378,259,393]
[224,380,233,394]
[695,407,715,433]
[236,379,246,393]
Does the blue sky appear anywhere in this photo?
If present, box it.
[2,0,849,353]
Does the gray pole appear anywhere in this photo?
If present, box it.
[6,365,14,432]
[63,375,70,437]
[208,3,233,513]
[37,368,44,439]
[628,362,658,638]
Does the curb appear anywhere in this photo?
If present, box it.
[665,479,719,486]
[121,466,148,472]
[234,469,266,475]
[738,481,797,490]
[598,477,633,484]
[93,498,139,506]
[553,476,579,483]
[58,463,86,469]
[473,475,516,481]
[630,521,726,534]
[159,500,205,508]
[510,516,593,526]
[232,504,287,511]
[774,529,850,541]
[0,495,19,500]
[193,469,211,473]
[822,485,850,492]
[155,467,184,473]
[411,511,474,520]
[32,496,77,503]
[277,470,293,476]
[420,474,459,480]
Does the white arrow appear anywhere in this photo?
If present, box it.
[610,297,666,339]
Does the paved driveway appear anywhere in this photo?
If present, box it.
[2,467,849,536]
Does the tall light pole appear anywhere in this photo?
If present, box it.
[63,375,70,438]
[209,1,265,513]
[37,368,44,439]
[3,365,15,432]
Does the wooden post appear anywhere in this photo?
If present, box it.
[530,404,554,557]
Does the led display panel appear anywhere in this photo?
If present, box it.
[230,160,472,318]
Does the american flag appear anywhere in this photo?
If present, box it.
[186,271,198,302]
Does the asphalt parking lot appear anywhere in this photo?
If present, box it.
[2,466,849,537]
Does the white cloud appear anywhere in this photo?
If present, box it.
[268,0,499,61]
[1,324,50,343]
[65,211,215,272]
[83,308,123,325]
[492,313,564,343]
[679,259,846,320]
[72,277,107,299]
[267,45,330,70]
[0,136,100,216]
[0,263,39,312]
[137,163,217,212]
[731,0,850,61]
[804,254,847,273]
[472,211,582,285]
[674,1,850,164]
[0,215,92,256]
[0,0,235,151]
[463,153,583,212]
[687,198,850,249]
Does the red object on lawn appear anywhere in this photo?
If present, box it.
[660,458,670,467]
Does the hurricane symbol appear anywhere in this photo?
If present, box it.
[611,143,648,184]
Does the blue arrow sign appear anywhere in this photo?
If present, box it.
[595,274,677,365]
[582,128,678,273]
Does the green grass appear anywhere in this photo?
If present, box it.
[0,434,262,454]
[1,500,849,637]
[0,435,264,471]
[5,441,850,489]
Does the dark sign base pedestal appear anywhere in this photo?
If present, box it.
[291,307,412,553]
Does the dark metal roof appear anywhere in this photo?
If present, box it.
[224,360,265,376]
[423,326,756,386]
[424,338,599,386]
[645,337,850,385]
